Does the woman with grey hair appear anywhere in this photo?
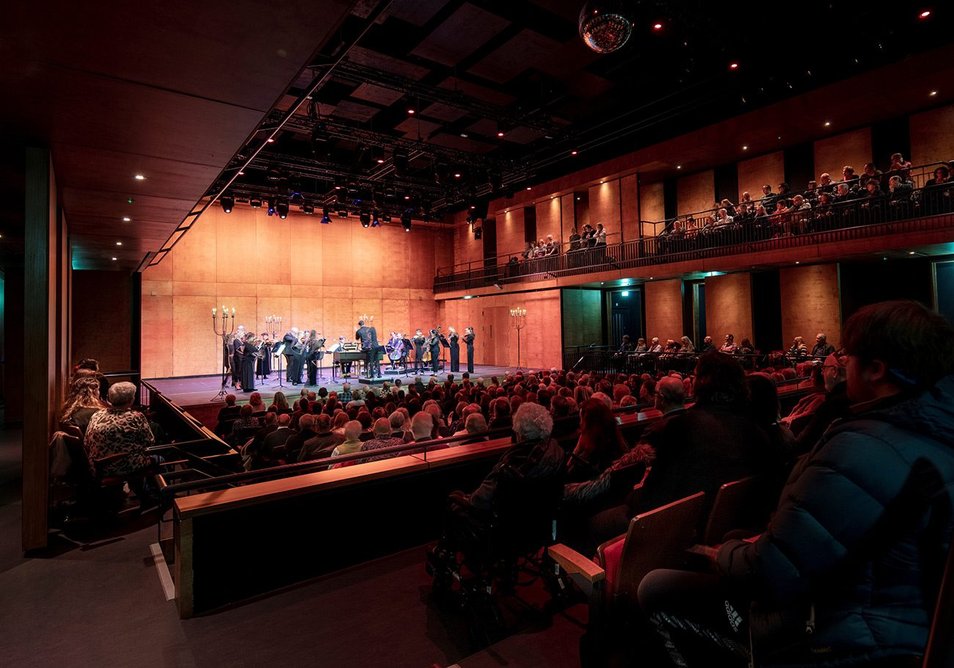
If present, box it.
[84,381,159,506]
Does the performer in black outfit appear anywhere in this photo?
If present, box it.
[356,320,383,379]
[256,332,272,378]
[427,328,441,374]
[283,327,302,384]
[230,325,246,389]
[240,332,258,392]
[448,327,460,373]
[412,329,426,373]
[305,329,320,386]
[464,327,476,374]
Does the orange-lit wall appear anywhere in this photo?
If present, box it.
[738,151,784,200]
[644,279,683,343]
[439,290,563,369]
[141,206,449,378]
[677,170,715,216]
[814,128,872,180]
[910,105,954,165]
[706,273,753,345]
[589,179,621,242]
[779,264,842,349]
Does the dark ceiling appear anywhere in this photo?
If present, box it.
[213,0,953,220]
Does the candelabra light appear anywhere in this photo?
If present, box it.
[265,314,283,340]
[510,307,527,370]
[359,313,374,324]
[211,305,236,401]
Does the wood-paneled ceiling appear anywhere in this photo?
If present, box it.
[2,0,951,271]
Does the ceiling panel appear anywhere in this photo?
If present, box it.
[410,3,511,67]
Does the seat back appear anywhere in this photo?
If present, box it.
[703,475,763,545]
[613,491,706,602]
[923,538,954,668]
[490,464,565,556]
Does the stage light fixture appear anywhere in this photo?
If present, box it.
[359,210,371,227]
[220,195,234,213]
[266,199,276,216]
[371,211,381,227]
[381,213,392,223]
[401,210,412,232]
[321,207,331,224]
[474,226,482,240]
[302,203,315,215]
[276,199,289,219]
[250,197,262,208]
[338,208,349,218]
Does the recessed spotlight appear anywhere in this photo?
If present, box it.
[795,261,800,265]
[919,9,931,19]
[653,22,663,30]
[407,108,415,115]
[116,241,123,246]
[454,173,461,178]
[460,132,468,138]
[777,135,782,140]
[404,195,411,200]
[676,165,682,170]
[237,170,245,176]
[134,174,145,181]
[377,158,384,164]
[122,216,131,222]
[824,121,831,127]
[729,62,739,70]
[497,131,505,137]
[571,150,578,156]
[742,145,749,151]
[909,251,916,255]
[930,90,938,96]
[111,257,117,261]
[576,197,581,201]
[526,186,532,191]
[266,138,274,143]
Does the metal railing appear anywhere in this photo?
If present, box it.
[434,162,954,293]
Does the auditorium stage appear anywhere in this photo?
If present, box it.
[145,364,522,407]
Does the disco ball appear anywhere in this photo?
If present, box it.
[579,2,633,54]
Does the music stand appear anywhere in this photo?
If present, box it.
[210,339,232,402]
[273,342,286,389]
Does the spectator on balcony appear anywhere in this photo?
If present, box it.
[888,152,913,182]
[581,224,596,247]
[860,161,883,190]
[738,337,755,356]
[814,191,834,224]
[713,207,733,227]
[923,165,952,214]
[842,165,860,191]
[887,174,914,217]
[760,184,777,213]
[568,227,582,251]
[790,194,812,233]
[832,182,853,204]
[648,337,664,354]
[817,172,834,194]
[680,336,695,353]
[777,182,791,200]
[634,337,648,353]
[545,234,559,256]
[595,223,607,246]
[771,197,792,236]
[788,336,809,361]
[719,334,737,354]
[804,180,818,203]
[699,336,715,354]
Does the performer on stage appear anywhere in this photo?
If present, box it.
[241,332,259,392]
[305,329,320,386]
[283,327,301,384]
[256,332,272,378]
[356,319,382,379]
[427,328,441,374]
[310,332,326,384]
[464,327,476,374]
[231,325,246,389]
[448,326,460,373]
[412,329,426,373]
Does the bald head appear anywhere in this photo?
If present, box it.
[655,376,686,413]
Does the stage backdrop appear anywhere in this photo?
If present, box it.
[141,206,450,378]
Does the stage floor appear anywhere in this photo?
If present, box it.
[146,364,519,406]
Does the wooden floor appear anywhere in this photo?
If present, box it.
[146,364,523,406]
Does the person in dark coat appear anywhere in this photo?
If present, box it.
[412,329,426,373]
[464,327,476,373]
[639,301,954,667]
[240,332,258,392]
[448,326,461,373]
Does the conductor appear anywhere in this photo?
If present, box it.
[356,319,382,379]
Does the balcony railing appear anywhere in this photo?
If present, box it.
[434,163,954,293]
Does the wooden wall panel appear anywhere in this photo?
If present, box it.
[620,174,639,242]
[779,264,842,350]
[536,196,563,245]
[497,207,524,259]
[71,270,133,373]
[705,273,753,345]
[589,179,621,242]
[909,103,954,166]
[639,180,665,237]
[561,288,602,347]
[561,194,575,240]
[141,206,445,378]
[738,151,784,200]
[677,169,715,216]
[814,127,872,181]
[644,279,683,343]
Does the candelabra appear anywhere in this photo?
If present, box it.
[359,313,374,324]
[510,307,527,371]
[211,305,236,401]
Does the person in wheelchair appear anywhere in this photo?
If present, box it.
[429,402,566,582]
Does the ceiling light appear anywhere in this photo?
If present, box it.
[404,195,411,200]
[579,2,633,54]
[454,172,461,178]
[250,197,262,208]
[359,211,371,228]
[729,62,739,70]
[407,107,415,115]
[220,195,234,214]
[909,251,916,255]
[122,216,132,222]
[266,138,275,143]
[526,187,532,191]
[919,9,931,19]
[321,207,331,224]
[275,198,289,219]
[742,145,749,151]
[497,130,505,137]
[571,150,578,156]
[238,170,245,176]
[676,165,682,170]
[337,208,349,218]
[460,132,469,138]
[653,22,663,30]
[824,121,831,127]
[134,174,145,181]
[116,241,123,246]
[930,90,938,96]
[401,210,412,232]
[302,203,314,215]
[111,257,117,261]
[371,211,380,227]
[795,261,800,265]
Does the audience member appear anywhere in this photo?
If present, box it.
[331,420,364,458]
[61,376,108,435]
